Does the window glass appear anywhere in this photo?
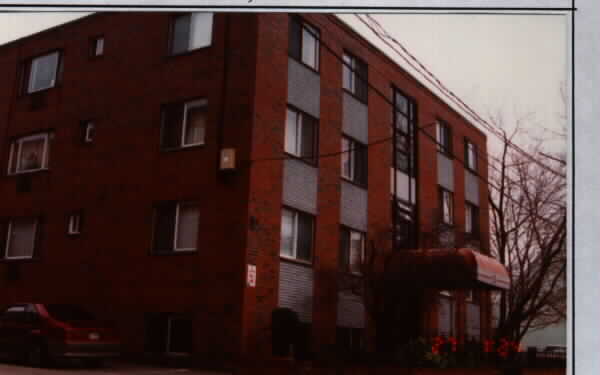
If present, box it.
[6,218,37,259]
[280,209,295,257]
[153,203,176,253]
[465,204,473,233]
[28,52,59,93]
[341,137,367,186]
[183,101,206,146]
[284,107,317,163]
[301,24,319,70]
[284,109,298,155]
[441,189,453,225]
[68,214,81,235]
[349,231,363,274]
[171,13,212,55]
[466,141,477,171]
[171,14,191,55]
[342,54,353,92]
[437,122,452,154]
[175,203,199,250]
[341,137,353,180]
[280,209,313,262]
[18,137,46,172]
[84,121,95,143]
[161,99,207,149]
[189,13,213,50]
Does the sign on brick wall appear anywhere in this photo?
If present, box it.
[247,264,256,288]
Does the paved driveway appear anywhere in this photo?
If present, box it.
[0,361,230,375]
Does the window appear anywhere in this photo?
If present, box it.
[437,121,452,155]
[289,16,320,71]
[465,139,477,172]
[393,201,415,250]
[342,53,368,102]
[439,188,454,225]
[4,217,38,259]
[161,99,207,149]
[24,51,61,94]
[339,227,364,275]
[465,202,479,237]
[144,313,193,354]
[280,208,314,262]
[341,137,367,186]
[285,107,318,164]
[7,133,51,174]
[152,202,199,254]
[170,13,213,55]
[83,121,95,143]
[438,291,456,337]
[91,36,104,57]
[393,89,416,174]
[68,213,82,235]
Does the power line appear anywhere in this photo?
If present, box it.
[357,14,565,179]
[245,14,562,228]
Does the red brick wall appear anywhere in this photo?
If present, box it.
[0,12,259,359]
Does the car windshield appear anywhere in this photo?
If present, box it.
[45,304,94,322]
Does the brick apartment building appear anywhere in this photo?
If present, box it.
[0,12,509,363]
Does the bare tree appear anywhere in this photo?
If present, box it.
[488,116,566,343]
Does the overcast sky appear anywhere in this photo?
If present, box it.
[0,12,568,154]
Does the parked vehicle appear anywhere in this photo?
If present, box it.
[0,303,120,367]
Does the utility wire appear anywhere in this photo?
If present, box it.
[357,14,565,179]
[245,15,562,228]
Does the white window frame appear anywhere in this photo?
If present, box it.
[280,208,313,263]
[27,51,60,94]
[4,218,38,260]
[173,202,199,252]
[180,99,207,147]
[284,107,316,162]
[68,214,81,235]
[8,133,50,175]
[84,121,95,143]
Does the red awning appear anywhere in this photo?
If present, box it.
[385,248,510,290]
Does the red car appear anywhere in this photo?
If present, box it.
[0,303,120,367]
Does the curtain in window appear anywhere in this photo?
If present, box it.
[284,109,298,155]
[280,210,295,257]
[301,25,319,69]
[18,138,45,171]
[6,218,36,258]
[189,13,213,50]
[341,138,353,179]
[176,204,199,250]
[184,105,206,145]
